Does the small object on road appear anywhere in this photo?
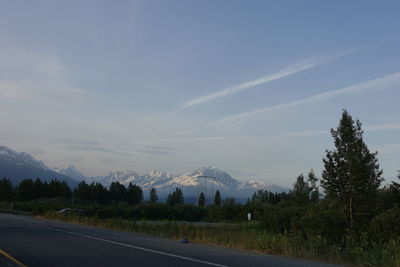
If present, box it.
[180,239,189,244]
[58,208,88,216]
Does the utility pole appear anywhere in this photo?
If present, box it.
[197,175,216,206]
[197,176,200,206]
[211,181,214,205]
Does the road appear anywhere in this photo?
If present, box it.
[0,214,341,267]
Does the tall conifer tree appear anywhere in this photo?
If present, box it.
[322,110,383,232]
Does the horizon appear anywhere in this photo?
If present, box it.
[1,1,399,188]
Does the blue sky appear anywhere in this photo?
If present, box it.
[1,1,399,187]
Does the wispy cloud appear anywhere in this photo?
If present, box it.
[54,138,101,147]
[374,143,400,156]
[178,58,321,111]
[0,41,90,110]
[176,72,400,136]
[62,144,134,156]
[365,123,400,132]
[176,36,400,112]
[138,145,174,156]
[276,123,400,139]
[283,130,329,138]
[159,136,231,143]
[215,72,400,125]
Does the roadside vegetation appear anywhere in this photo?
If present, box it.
[1,110,399,266]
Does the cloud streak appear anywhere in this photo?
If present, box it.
[63,145,134,156]
[279,123,400,139]
[215,72,400,125]
[177,36,400,112]
[176,72,400,136]
[138,145,174,156]
[178,58,321,110]
[365,123,400,132]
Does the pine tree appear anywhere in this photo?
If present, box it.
[391,170,400,190]
[17,179,35,201]
[33,178,44,199]
[307,169,319,201]
[74,181,90,201]
[0,178,13,201]
[388,170,400,204]
[149,188,158,203]
[166,188,184,206]
[109,182,126,202]
[321,110,383,232]
[293,174,309,204]
[198,192,205,207]
[214,190,221,206]
[91,182,108,204]
[126,183,143,204]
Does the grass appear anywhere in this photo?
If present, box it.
[2,199,399,266]
[44,212,354,266]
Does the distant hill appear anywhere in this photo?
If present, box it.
[0,146,79,188]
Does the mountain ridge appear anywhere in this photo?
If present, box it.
[0,146,78,187]
[0,146,288,198]
[81,165,288,198]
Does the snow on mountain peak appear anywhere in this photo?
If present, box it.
[57,165,87,181]
[242,180,268,188]
[0,146,50,171]
[147,170,177,179]
[190,166,239,187]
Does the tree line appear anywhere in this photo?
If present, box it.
[0,177,224,207]
[0,178,71,201]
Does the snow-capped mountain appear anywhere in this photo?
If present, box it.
[56,165,87,182]
[0,146,50,171]
[0,145,287,198]
[0,146,78,187]
[85,169,180,189]
[81,166,287,199]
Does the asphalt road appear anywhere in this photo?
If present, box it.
[0,214,341,267]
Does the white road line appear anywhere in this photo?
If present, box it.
[8,215,229,267]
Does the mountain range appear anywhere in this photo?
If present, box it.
[0,146,287,199]
[0,146,78,187]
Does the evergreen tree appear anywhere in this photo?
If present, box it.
[126,183,143,204]
[33,178,44,199]
[390,170,400,191]
[149,188,158,203]
[109,182,127,202]
[166,193,173,205]
[47,179,70,199]
[293,174,309,204]
[74,181,90,201]
[166,188,184,206]
[321,110,383,232]
[0,178,13,201]
[42,181,49,198]
[90,182,108,204]
[307,169,320,201]
[59,180,72,199]
[214,190,221,206]
[47,179,59,198]
[388,170,400,204]
[17,179,35,201]
[198,192,205,207]
[174,187,184,204]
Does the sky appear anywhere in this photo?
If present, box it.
[1,0,399,187]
